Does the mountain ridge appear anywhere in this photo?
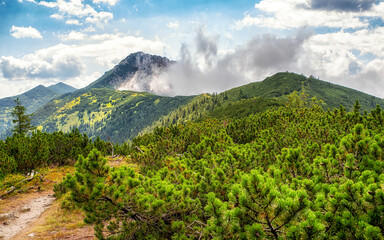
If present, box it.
[0,82,77,138]
[85,52,174,92]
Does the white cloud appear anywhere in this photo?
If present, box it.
[0,78,42,98]
[85,11,113,25]
[10,26,42,39]
[61,31,86,41]
[93,0,118,6]
[0,51,85,79]
[290,27,384,97]
[17,0,36,3]
[50,13,64,20]
[234,0,383,30]
[167,21,179,30]
[83,26,96,32]
[39,0,113,26]
[65,19,82,25]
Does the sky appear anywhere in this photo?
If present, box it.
[0,0,384,98]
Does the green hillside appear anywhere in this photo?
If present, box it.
[33,88,193,142]
[57,98,384,239]
[225,72,384,111]
[0,83,76,138]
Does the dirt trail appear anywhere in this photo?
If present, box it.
[0,194,55,240]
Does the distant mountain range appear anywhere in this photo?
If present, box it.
[1,52,384,142]
[0,82,76,137]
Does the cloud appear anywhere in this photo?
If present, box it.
[234,0,384,30]
[309,0,376,12]
[288,27,384,97]
[154,27,384,98]
[167,21,179,30]
[65,19,82,25]
[150,29,311,96]
[85,11,113,25]
[60,31,86,41]
[93,0,118,6]
[0,78,42,98]
[39,0,113,26]
[50,14,64,20]
[0,33,165,93]
[195,27,218,69]
[0,53,84,79]
[17,0,36,3]
[10,26,42,39]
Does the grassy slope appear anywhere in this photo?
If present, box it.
[0,86,61,138]
[0,83,77,138]
[225,72,384,111]
[33,89,193,142]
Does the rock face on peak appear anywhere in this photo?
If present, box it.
[86,52,174,93]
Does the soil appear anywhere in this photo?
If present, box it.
[0,158,126,240]
[0,193,54,239]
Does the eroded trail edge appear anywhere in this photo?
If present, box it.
[0,194,55,239]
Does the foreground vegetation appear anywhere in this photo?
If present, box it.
[0,128,110,178]
[53,95,384,239]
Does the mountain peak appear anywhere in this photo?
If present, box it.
[48,82,77,94]
[116,52,173,72]
[87,52,174,92]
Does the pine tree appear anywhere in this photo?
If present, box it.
[11,98,35,135]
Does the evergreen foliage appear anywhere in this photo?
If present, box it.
[11,98,35,135]
[0,128,110,178]
[57,94,384,239]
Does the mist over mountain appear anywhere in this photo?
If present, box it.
[85,52,174,95]
[142,29,311,96]
[78,29,311,97]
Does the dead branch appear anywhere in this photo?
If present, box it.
[135,146,144,154]
[0,186,16,199]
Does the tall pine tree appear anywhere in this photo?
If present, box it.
[11,98,35,135]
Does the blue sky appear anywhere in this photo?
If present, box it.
[1,0,384,98]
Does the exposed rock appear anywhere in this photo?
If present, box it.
[0,212,15,222]
[19,207,31,213]
[88,52,174,94]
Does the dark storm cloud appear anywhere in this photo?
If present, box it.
[309,0,376,12]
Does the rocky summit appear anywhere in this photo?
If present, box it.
[86,52,174,93]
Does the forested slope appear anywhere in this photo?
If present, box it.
[58,95,384,239]
[33,89,193,142]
